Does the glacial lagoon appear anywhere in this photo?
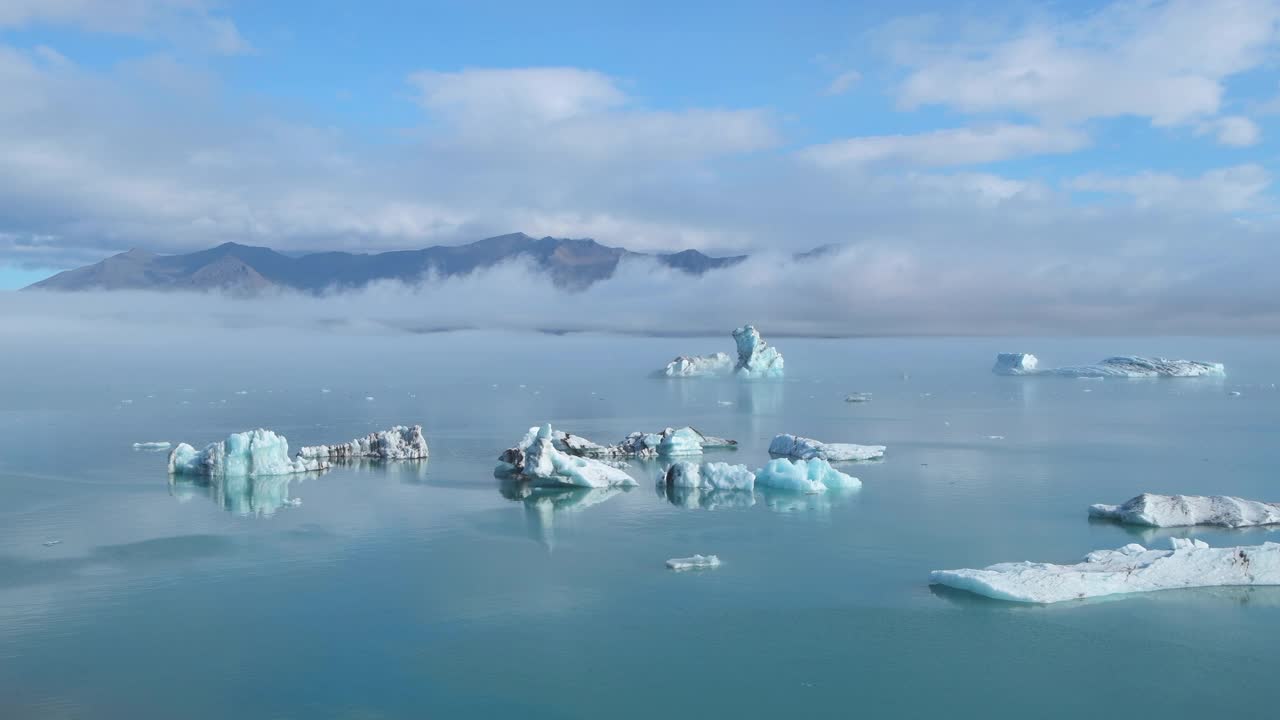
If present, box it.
[1,331,1278,718]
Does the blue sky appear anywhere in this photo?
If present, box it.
[1,0,1279,303]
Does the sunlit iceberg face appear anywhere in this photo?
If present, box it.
[661,325,784,379]
[1090,493,1280,528]
[168,429,329,477]
[754,457,861,493]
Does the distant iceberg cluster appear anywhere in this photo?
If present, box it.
[1090,493,1280,528]
[169,429,330,477]
[663,324,784,378]
[931,538,1280,603]
[298,425,429,462]
[993,352,1225,378]
[768,434,885,462]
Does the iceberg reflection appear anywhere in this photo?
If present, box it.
[498,480,628,550]
[168,472,310,517]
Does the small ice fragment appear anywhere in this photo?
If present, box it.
[284,498,302,507]
[987,435,1005,440]
[844,393,872,403]
[666,554,721,571]
[717,400,734,406]
[133,441,172,450]
[365,396,375,401]
[1229,390,1242,396]
[42,539,62,547]
[321,388,332,393]
[235,390,248,395]
[120,399,133,405]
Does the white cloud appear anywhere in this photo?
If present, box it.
[411,67,625,124]
[824,70,862,96]
[891,0,1280,126]
[1197,115,1262,146]
[800,124,1088,168]
[1069,164,1271,212]
[0,0,252,55]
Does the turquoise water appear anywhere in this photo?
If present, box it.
[1,331,1278,718]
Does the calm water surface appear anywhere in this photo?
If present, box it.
[1,331,1277,718]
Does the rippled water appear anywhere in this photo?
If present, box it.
[1,331,1277,718]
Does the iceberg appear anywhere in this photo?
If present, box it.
[1089,493,1280,528]
[667,554,721,571]
[168,429,329,477]
[297,425,429,462]
[132,441,171,450]
[993,352,1225,378]
[662,461,756,491]
[930,538,1280,603]
[755,457,861,493]
[496,424,637,488]
[661,324,784,378]
[664,352,733,378]
[768,433,885,462]
[534,426,737,460]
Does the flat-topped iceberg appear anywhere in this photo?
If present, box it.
[168,429,329,477]
[667,554,721,571]
[1090,493,1280,528]
[993,352,1225,378]
[663,461,755,491]
[931,538,1280,603]
[661,325,784,378]
[755,457,861,493]
[496,424,637,488]
[769,434,885,462]
[297,425,429,461]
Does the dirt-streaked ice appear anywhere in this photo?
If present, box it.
[496,424,637,488]
[769,433,885,462]
[993,353,1225,378]
[1090,493,1280,528]
[298,425,429,462]
[663,461,755,491]
[930,538,1280,603]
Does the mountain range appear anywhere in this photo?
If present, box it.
[25,233,752,292]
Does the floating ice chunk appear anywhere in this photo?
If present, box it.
[755,457,860,493]
[321,388,332,393]
[732,325,784,378]
[496,424,637,488]
[717,400,734,406]
[297,425,429,462]
[1089,493,1280,528]
[42,539,62,547]
[667,554,721,571]
[664,352,733,377]
[168,429,329,477]
[993,353,1225,378]
[235,390,248,395]
[658,427,707,456]
[768,434,885,462]
[1229,390,1242,396]
[132,441,172,450]
[663,461,755,491]
[844,393,872,403]
[661,325,784,378]
[930,538,1280,603]
[365,396,375,401]
[561,426,738,459]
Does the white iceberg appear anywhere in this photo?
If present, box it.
[993,352,1225,378]
[768,433,885,462]
[754,457,861,493]
[930,538,1280,603]
[496,424,637,488]
[168,429,329,477]
[1089,493,1280,528]
[664,352,733,378]
[666,554,721,571]
[540,426,737,459]
[132,441,172,450]
[661,325,784,378]
[662,461,756,491]
[297,425,429,462]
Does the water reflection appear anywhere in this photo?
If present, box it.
[498,480,629,550]
[755,486,859,514]
[168,473,313,517]
[657,483,756,510]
